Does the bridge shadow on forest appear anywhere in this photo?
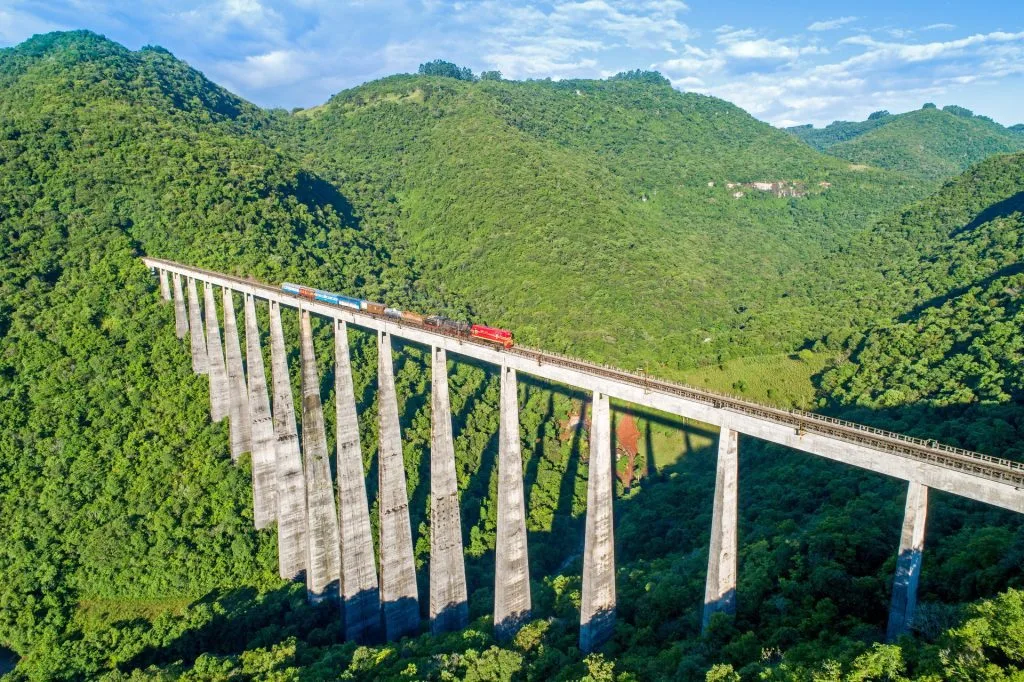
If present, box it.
[116,357,1024,676]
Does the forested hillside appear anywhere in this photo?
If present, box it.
[1,32,1023,681]
[269,72,927,372]
[820,152,1024,453]
[787,105,1024,181]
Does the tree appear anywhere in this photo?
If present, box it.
[418,59,476,81]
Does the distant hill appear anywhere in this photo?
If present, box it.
[787,105,1024,180]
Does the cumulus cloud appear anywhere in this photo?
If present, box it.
[807,16,857,31]
[724,38,825,60]
[217,49,311,89]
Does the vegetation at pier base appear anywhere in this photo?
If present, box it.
[786,105,1024,181]
[1,30,1024,681]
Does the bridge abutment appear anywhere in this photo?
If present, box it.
[203,282,230,422]
[172,273,188,340]
[494,365,531,639]
[243,294,277,530]
[703,426,739,630]
[377,330,420,641]
[429,347,469,635]
[270,301,308,581]
[334,320,383,642]
[186,277,208,374]
[887,481,928,641]
[581,391,616,652]
[300,310,342,603]
[223,288,252,462]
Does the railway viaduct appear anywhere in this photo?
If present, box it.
[147,257,1024,650]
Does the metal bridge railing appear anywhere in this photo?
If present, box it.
[146,257,1024,487]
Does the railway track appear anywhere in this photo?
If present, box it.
[144,258,1024,489]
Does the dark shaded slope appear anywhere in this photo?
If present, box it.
[820,153,1024,454]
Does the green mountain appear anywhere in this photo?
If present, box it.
[818,151,1024,454]
[271,72,926,372]
[1,32,1023,681]
[787,105,1024,180]
[0,28,445,658]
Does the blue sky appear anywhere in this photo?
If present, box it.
[2,0,1022,127]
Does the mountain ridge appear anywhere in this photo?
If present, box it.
[787,105,1024,180]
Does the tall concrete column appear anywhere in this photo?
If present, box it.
[222,288,252,462]
[186,278,208,375]
[703,426,738,630]
[269,300,308,581]
[429,346,469,634]
[377,330,419,641]
[300,310,342,603]
[203,282,230,423]
[334,320,382,642]
[580,391,616,652]
[243,294,277,530]
[494,365,531,639]
[887,481,929,641]
[158,269,171,301]
[172,273,188,340]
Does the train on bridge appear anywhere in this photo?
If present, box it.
[281,282,515,349]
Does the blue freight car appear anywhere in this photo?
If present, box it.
[281,282,363,310]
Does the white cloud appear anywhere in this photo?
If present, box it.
[923,23,956,31]
[724,38,824,60]
[217,49,310,89]
[669,75,704,89]
[655,44,725,73]
[715,27,757,43]
[840,31,1024,65]
[807,16,857,31]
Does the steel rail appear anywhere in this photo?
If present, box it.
[143,257,1024,488]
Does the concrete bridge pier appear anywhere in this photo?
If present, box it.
[377,330,420,641]
[186,277,208,374]
[172,273,188,339]
[222,288,252,462]
[887,481,929,641]
[334,320,382,642]
[300,310,342,603]
[494,365,531,639]
[269,300,308,581]
[703,426,739,630]
[203,282,230,422]
[243,294,277,530]
[580,391,616,652]
[158,269,171,301]
[429,347,469,635]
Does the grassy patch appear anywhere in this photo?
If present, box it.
[76,597,192,629]
[681,351,836,409]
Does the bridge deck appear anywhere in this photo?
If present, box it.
[143,257,1024,514]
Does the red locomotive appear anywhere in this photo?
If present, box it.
[470,324,514,349]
